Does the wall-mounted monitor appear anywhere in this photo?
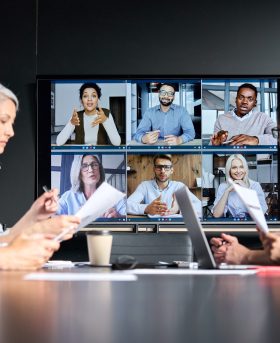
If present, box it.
[37,77,279,228]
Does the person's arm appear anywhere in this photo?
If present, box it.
[126,183,167,215]
[133,111,152,143]
[126,183,147,215]
[212,184,232,218]
[164,109,195,145]
[211,232,273,265]
[144,195,168,216]
[229,134,259,145]
[103,198,126,218]
[8,215,80,242]
[102,113,121,146]
[266,233,280,263]
[56,109,80,146]
[209,118,228,145]
[254,182,268,214]
[0,233,60,270]
[178,110,195,143]
[56,121,75,146]
[256,115,277,145]
[210,233,266,265]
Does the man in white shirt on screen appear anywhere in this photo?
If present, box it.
[127,154,201,217]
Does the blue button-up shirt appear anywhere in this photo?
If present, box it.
[133,104,195,143]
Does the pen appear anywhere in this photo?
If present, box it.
[42,185,59,202]
[42,185,50,193]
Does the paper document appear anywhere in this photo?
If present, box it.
[76,182,125,230]
[24,272,137,281]
[231,182,269,234]
[122,269,257,276]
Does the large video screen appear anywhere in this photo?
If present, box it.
[37,77,279,226]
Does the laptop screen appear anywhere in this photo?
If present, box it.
[175,187,217,269]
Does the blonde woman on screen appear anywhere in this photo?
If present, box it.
[0,83,80,270]
[210,154,280,266]
[212,154,267,218]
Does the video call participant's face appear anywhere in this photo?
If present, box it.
[158,85,175,107]
[0,99,16,154]
[80,155,101,187]
[153,158,174,183]
[81,88,99,113]
[230,158,246,181]
[235,87,257,117]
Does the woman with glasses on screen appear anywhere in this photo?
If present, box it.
[212,154,268,218]
[57,154,125,218]
[0,83,80,270]
[56,83,121,146]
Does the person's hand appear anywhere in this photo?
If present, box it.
[229,134,259,145]
[92,104,107,127]
[27,188,60,222]
[224,180,247,195]
[144,195,168,216]
[163,194,179,216]
[210,130,228,145]
[233,179,248,188]
[210,236,228,264]
[211,233,250,264]
[103,207,121,218]
[222,233,250,264]
[0,233,60,270]
[269,234,280,262]
[164,135,183,145]
[70,108,80,126]
[23,215,81,241]
[142,131,160,144]
[261,232,280,263]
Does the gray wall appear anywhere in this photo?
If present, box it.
[1,0,280,226]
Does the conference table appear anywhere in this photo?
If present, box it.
[1,266,280,343]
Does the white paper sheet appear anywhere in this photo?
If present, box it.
[75,182,125,230]
[43,260,75,269]
[232,183,269,234]
[24,272,137,281]
[122,269,257,275]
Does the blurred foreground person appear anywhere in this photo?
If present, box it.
[0,83,80,270]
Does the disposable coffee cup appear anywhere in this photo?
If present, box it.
[86,230,113,266]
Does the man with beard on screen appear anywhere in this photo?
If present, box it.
[133,83,195,145]
[127,154,201,217]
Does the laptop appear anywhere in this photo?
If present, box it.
[175,187,217,269]
[175,187,257,270]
